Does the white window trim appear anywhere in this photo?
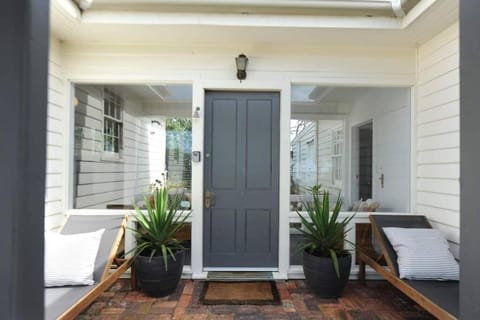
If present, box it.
[331,127,344,186]
[102,88,124,161]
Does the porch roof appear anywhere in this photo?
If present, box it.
[51,0,457,47]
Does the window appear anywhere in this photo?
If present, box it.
[73,83,193,210]
[290,84,346,211]
[103,88,123,154]
[332,127,343,185]
[165,118,192,190]
[290,118,344,210]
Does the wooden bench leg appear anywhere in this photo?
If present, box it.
[359,259,366,284]
[130,265,137,290]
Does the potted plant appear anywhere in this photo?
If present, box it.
[131,183,191,297]
[296,185,355,298]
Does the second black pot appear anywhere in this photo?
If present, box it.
[135,250,185,297]
[303,250,352,298]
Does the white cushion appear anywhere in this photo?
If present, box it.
[382,227,459,280]
[45,228,105,287]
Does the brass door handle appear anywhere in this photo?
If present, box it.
[205,191,215,208]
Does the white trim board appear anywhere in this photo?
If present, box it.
[288,265,385,281]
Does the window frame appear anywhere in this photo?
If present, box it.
[102,88,123,160]
[331,127,344,186]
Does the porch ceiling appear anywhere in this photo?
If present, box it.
[51,0,457,47]
[86,0,420,17]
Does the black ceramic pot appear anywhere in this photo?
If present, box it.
[135,250,185,297]
[303,250,351,298]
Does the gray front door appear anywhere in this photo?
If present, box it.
[204,91,280,268]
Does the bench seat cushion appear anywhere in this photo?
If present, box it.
[45,285,94,320]
[405,280,459,318]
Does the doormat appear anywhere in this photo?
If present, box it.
[200,281,281,305]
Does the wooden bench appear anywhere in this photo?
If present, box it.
[357,214,458,320]
[45,215,132,320]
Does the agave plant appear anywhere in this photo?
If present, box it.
[296,185,355,277]
[130,186,191,270]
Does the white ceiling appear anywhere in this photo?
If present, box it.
[293,85,379,103]
[51,0,458,47]
[107,84,192,102]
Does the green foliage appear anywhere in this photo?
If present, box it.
[130,186,191,271]
[166,118,192,131]
[296,185,355,278]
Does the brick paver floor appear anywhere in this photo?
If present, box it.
[78,279,435,319]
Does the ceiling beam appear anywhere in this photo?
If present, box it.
[81,11,402,29]
[93,0,395,10]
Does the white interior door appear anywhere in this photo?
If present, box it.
[373,106,410,212]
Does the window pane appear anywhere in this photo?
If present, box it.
[291,85,344,210]
[115,104,121,120]
[113,137,119,153]
[291,85,411,212]
[290,222,304,265]
[109,101,115,117]
[113,122,119,137]
[104,119,110,135]
[290,118,344,210]
[103,98,108,115]
[165,118,192,190]
[104,135,112,152]
[73,84,193,210]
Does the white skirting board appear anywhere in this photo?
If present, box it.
[121,265,384,281]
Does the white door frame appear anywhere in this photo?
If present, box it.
[350,119,374,206]
[191,80,291,279]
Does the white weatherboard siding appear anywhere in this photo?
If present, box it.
[61,43,415,86]
[74,85,165,209]
[415,23,460,258]
[45,37,67,230]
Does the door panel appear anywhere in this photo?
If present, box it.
[245,209,272,253]
[211,99,237,189]
[210,209,237,253]
[204,91,280,268]
[246,100,273,189]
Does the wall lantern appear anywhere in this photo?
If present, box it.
[235,54,248,81]
[193,106,201,118]
[150,120,162,135]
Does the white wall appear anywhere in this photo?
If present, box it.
[415,23,460,258]
[45,37,68,230]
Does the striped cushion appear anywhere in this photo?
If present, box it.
[45,228,105,287]
[382,227,459,280]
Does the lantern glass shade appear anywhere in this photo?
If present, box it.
[193,106,201,118]
[235,54,248,80]
[236,54,248,70]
